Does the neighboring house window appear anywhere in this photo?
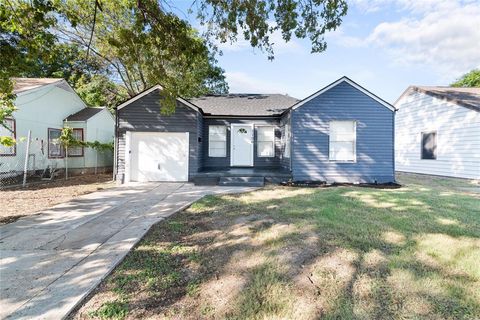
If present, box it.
[329,121,356,162]
[283,123,291,158]
[421,131,437,160]
[0,118,16,156]
[209,125,227,157]
[68,128,84,157]
[257,126,275,157]
[48,128,64,158]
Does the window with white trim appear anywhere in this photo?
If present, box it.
[208,125,226,157]
[329,121,356,162]
[48,128,64,158]
[257,126,275,157]
[0,118,16,156]
[283,123,291,158]
[68,128,84,157]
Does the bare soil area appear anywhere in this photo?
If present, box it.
[0,174,114,224]
[71,178,480,320]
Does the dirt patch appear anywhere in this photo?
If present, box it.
[0,174,114,224]
[282,181,402,189]
[69,182,480,319]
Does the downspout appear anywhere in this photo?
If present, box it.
[393,108,397,183]
[113,108,119,182]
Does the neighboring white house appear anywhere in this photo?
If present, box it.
[0,78,115,182]
[395,86,480,180]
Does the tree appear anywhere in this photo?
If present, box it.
[451,69,480,87]
[2,0,349,112]
[0,73,17,147]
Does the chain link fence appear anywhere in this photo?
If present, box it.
[0,130,113,189]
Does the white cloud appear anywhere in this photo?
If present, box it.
[342,0,480,77]
[214,22,302,55]
[225,72,289,94]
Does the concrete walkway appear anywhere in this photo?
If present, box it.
[0,183,254,320]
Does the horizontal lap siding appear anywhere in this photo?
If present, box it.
[116,90,201,181]
[395,91,480,179]
[202,118,282,168]
[291,81,395,183]
[280,112,291,170]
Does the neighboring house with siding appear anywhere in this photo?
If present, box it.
[395,86,480,179]
[114,76,396,185]
[0,78,115,182]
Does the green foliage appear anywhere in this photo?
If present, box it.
[0,136,15,147]
[88,300,128,319]
[451,69,480,87]
[0,74,17,146]
[3,0,349,112]
[60,126,114,151]
[197,0,348,59]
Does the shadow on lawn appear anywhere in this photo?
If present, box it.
[77,185,480,320]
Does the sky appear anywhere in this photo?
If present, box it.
[173,0,480,103]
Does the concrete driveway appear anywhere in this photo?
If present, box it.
[0,183,254,320]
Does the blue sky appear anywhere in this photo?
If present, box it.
[174,0,480,103]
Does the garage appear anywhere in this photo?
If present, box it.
[126,132,189,182]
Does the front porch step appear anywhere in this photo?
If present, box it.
[218,176,265,187]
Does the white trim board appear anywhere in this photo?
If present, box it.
[116,85,200,112]
[291,76,396,112]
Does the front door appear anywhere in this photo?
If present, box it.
[230,124,254,166]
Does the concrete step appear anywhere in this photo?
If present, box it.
[193,176,219,186]
[218,176,264,187]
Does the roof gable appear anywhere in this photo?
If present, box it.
[13,78,65,94]
[395,86,480,112]
[291,76,395,112]
[116,85,200,112]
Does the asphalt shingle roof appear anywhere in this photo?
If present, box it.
[409,86,480,112]
[65,107,105,121]
[12,78,64,94]
[188,94,299,116]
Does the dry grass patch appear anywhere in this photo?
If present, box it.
[71,175,480,320]
[0,174,113,224]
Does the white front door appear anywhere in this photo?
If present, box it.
[129,132,189,182]
[230,124,254,166]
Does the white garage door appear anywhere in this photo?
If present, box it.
[128,132,189,182]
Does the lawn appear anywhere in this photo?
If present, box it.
[0,174,114,224]
[72,174,480,320]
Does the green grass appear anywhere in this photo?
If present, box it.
[79,174,480,320]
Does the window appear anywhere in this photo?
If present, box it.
[0,118,16,156]
[48,128,63,158]
[283,123,291,158]
[209,125,226,157]
[68,128,84,157]
[257,126,275,157]
[329,121,356,162]
[421,131,437,160]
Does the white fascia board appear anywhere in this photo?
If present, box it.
[116,85,201,113]
[291,77,396,112]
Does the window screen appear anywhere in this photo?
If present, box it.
[329,121,356,161]
[421,131,437,160]
[209,125,227,157]
[68,128,84,156]
[48,128,63,158]
[257,126,275,157]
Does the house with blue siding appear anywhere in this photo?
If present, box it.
[114,76,396,185]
